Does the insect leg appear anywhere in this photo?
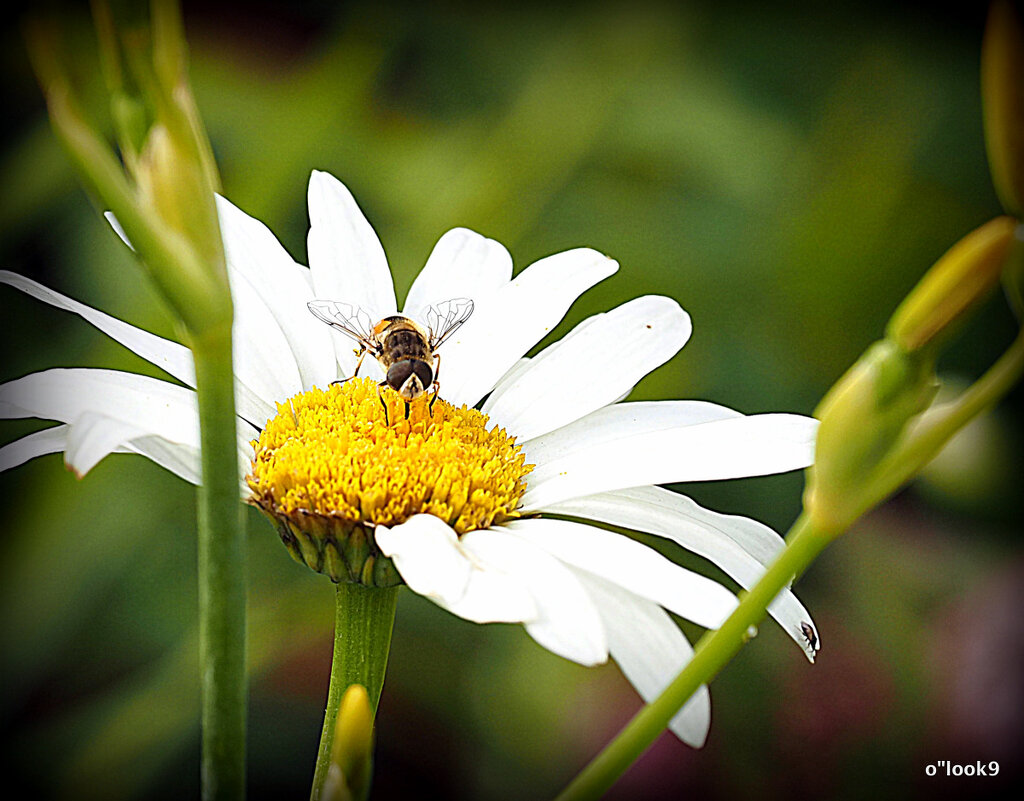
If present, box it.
[427,353,441,416]
[378,389,389,426]
[404,401,411,420]
[331,349,369,386]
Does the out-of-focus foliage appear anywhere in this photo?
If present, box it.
[1,2,1020,799]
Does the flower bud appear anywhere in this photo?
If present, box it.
[136,120,222,273]
[983,0,1024,217]
[804,340,937,533]
[322,685,374,801]
[26,1,229,337]
[886,217,1016,353]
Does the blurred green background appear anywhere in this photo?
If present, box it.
[2,1,1022,799]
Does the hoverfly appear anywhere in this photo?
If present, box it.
[307,297,474,419]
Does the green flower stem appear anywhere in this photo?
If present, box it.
[310,583,399,801]
[31,6,244,799]
[192,324,248,801]
[556,299,1023,801]
[554,512,833,801]
[873,325,1024,501]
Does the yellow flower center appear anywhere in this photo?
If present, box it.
[247,378,533,585]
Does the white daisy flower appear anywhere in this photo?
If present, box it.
[0,170,819,747]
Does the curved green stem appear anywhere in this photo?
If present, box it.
[193,325,247,801]
[554,513,833,801]
[310,583,399,801]
[898,328,1024,468]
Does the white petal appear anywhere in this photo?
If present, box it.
[100,215,286,426]
[230,385,275,433]
[573,570,710,747]
[374,515,470,602]
[0,425,68,471]
[216,195,337,390]
[124,433,253,492]
[0,417,207,484]
[437,248,618,408]
[307,171,397,376]
[522,413,819,509]
[441,568,539,624]
[403,228,513,319]
[62,410,252,486]
[485,357,532,402]
[0,419,210,485]
[522,400,741,465]
[121,435,204,485]
[228,270,304,409]
[546,486,818,660]
[0,370,257,483]
[374,515,535,623]
[65,410,152,476]
[463,527,608,666]
[0,270,195,385]
[504,518,737,629]
[1,368,199,443]
[482,296,692,440]
[1,367,255,452]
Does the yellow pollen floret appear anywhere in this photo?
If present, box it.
[247,379,533,584]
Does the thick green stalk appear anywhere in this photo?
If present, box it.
[310,583,399,801]
[554,513,832,801]
[193,323,248,801]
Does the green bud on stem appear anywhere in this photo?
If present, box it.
[805,340,936,534]
[887,216,1016,353]
[808,214,1022,535]
[983,0,1024,218]
[322,685,374,801]
[26,0,228,340]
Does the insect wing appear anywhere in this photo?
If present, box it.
[307,300,378,349]
[425,298,475,349]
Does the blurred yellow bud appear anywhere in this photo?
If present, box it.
[983,0,1024,217]
[809,215,1023,535]
[886,216,1016,353]
[322,684,374,801]
[804,340,937,534]
[136,119,222,273]
[26,0,228,338]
